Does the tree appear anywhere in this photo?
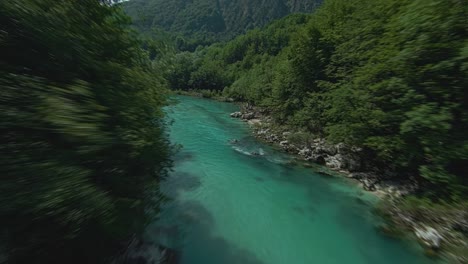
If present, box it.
[0,1,170,263]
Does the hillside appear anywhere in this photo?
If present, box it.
[164,0,468,260]
[1,0,467,263]
[122,0,322,47]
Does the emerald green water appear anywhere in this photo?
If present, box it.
[149,96,434,264]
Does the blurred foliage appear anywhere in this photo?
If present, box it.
[167,0,468,199]
[121,0,323,51]
[0,0,170,263]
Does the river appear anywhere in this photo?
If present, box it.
[145,96,435,264]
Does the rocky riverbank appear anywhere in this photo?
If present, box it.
[229,106,416,197]
[230,104,468,264]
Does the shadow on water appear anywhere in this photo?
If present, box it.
[120,167,265,264]
[291,206,306,216]
[137,145,266,264]
[161,171,202,198]
[277,165,333,205]
[148,201,265,264]
[172,151,195,164]
[254,177,265,182]
[155,97,437,264]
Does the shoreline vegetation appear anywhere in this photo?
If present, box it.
[231,102,468,264]
[174,90,468,263]
[0,0,465,263]
[158,0,467,261]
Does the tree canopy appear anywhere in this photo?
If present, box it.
[0,0,170,263]
[165,0,468,198]
[122,0,323,50]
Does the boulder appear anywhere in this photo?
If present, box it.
[452,216,468,234]
[298,147,311,157]
[313,138,325,144]
[335,143,347,154]
[322,144,337,155]
[415,226,443,249]
[241,112,255,120]
[265,134,279,143]
[314,155,326,165]
[256,128,269,135]
[248,119,262,126]
[345,154,362,172]
[325,154,344,170]
[280,140,296,151]
[361,178,377,191]
[230,111,242,118]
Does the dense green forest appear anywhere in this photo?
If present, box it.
[122,0,323,50]
[1,0,467,262]
[162,0,468,199]
[153,0,468,253]
[0,0,169,263]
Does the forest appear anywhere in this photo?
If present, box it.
[0,0,467,263]
[0,0,170,263]
[122,0,323,50]
[162,0,467,200]
[158,1,467,258]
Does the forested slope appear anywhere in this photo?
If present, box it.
[0,1,170,263]
[163,1,467,259]
[122,0,322,49]
[168,0,467,197]
[1,0,466,262]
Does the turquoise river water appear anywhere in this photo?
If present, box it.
[146,96,436,264]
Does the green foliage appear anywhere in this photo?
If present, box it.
[165,52,197,89]
[122,0,322,49]
[173,0,468,197]
[287,131,316,146]
[0,0,170,263]
[164,52,230,90]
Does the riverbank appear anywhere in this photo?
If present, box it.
[151,95,441,264]
[172,89,232,102]
[230,104,415,197]
[230,103,468,264]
